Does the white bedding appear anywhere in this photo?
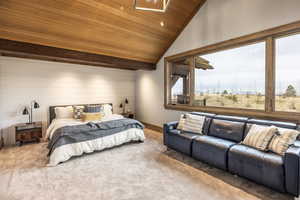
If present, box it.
[46,114,145,166]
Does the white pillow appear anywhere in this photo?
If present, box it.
[242,125,277,151]
[55,106,74,119]
[268,127,299,155]
[102,104,113,117]
[182,114,205,134]
[177,114,186,130]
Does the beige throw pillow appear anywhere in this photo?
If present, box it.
[268,128,299,155]
[177,114,186,130]
[182,114,205,134]
[242,125,277,151]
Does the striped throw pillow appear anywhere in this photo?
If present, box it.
[242,125,277,151]
[177,114,186,130]
[182,114,205,134]
[268,128,299,155]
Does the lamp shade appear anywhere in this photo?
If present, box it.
[33,101,40,109]
[22,107,29,115]
[119,103,123,108]
[125,98,129,104]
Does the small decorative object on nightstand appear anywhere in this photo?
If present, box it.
[15,122,42,146]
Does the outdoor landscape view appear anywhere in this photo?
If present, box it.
[172,33,300,112]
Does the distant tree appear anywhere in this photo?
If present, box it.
[222,90,228,95]
[284,85,297,97]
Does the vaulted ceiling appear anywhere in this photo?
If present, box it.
[0,0,206,70]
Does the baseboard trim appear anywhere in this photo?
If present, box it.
[141,122,163,133]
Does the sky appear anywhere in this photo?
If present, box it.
[172,33,300,96]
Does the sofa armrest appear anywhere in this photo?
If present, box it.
[284,145,300,196]
[163,121,178,146]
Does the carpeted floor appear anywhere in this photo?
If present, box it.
[0,128,293,200]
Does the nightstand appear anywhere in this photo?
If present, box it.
[121,112,135,119]
[15,122,42,146]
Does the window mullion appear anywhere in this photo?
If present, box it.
[265,37,275,112]
[189,57,195,106]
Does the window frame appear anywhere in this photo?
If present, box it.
[164,21,300,123]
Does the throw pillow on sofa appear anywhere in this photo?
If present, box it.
[177,114,186,130]
[182,114,205,134]
[268,127,299,155]
[242,124,277,151]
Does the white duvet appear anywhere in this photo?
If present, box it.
[46,114,145,166]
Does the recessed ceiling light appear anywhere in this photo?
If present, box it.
[160,21,164,27]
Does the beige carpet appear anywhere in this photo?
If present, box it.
[0,129,293,200]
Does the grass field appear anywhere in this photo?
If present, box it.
[192,93,300,112]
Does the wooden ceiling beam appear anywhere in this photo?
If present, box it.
[0,39,156,71]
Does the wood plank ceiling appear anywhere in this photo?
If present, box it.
[0,0,206,70]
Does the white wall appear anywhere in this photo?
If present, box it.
[0,56,136,145]
[136,0,300,127]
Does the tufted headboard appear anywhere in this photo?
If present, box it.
[49,103,113,124]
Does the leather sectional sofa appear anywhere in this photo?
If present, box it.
[163,112,300,196]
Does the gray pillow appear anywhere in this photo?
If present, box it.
[84,105,101,113]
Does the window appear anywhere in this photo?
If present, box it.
[275,33,300,112]
[164,21,300,122]
[194,42,265,109]
[168,58,193,105]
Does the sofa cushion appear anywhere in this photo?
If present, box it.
[167,129,199,156]
[228,144,285,192]
[208,118,246,142]
[192,136,235,170]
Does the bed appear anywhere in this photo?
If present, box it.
[46,103,145,166]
